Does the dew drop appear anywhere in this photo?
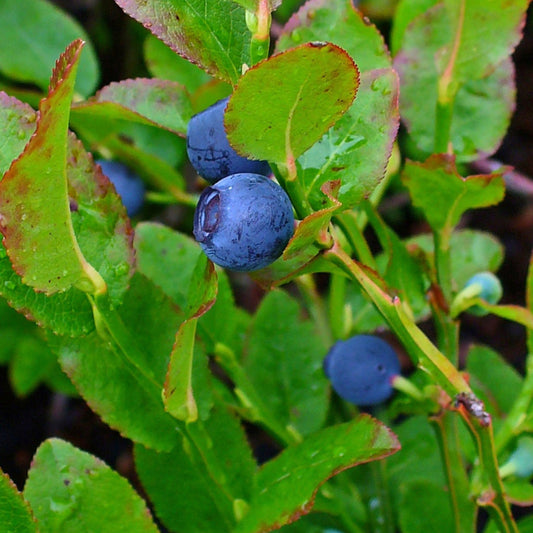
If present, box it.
[370,79,380,92]
[4,280,15,290]
[334,446,346,457]
[0,247,6,259]
[115,263,129,276]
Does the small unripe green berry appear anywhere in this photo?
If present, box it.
[464,272,502,316]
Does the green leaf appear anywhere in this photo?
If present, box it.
[0,0,99,97]
[143,34,212,91]
[275,0,399,210]
[162,255,217,421]
[115,0,251,84]
[24,438,158,532]
[0,468,36,533]
[134,222,202,309]
[0,92,134,335]
[0,40,101,295]
[72,78,193,137]
[394,0,527,160]
[245,290,329,436]
[406,229,504,290]
[386,415,446,489]
[163,318,201,422]
[135,404,255,533]
[397,479,455,533]
[10,336,59,396]
[225,42,359,164]
[364,202,428,320]
[390,0,438,54]
[0,93,37,175]
[134,222,248,353]
[282,181,339,261]
[234,415,400,533]
[504,479,533,507]
[51,274,183,451]
[467,345,523,417]
[402,155,505,237]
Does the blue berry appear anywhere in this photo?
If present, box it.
[96,160,145,217]
[193,173,294,271]
[186,97,270,183]
[464,272,502,316]
[323,335,400,406]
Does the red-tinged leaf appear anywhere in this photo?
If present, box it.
[114,0,251,84]
[72,78,193,136]
[402,154,505,237]
[163,318,199,422]
[504,480,533,507]
[234,415,400,532]
[0,468,37,533]
[394,0,527,160]
[225,42,359,164]
[275,0,399,210]
[0,92,37,175]
[282,181,340,261]
[0,40,100,295]
[24,438,159,533]
[163,254,217,421]
[0,92,134,334]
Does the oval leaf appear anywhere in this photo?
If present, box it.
[275,0,399,209]
[0,40,97,295]
[225,42,359,164]
[0,469,36,533]
[72,78,193,137]
[235,415,400,532]
[115,0,251,84]
[24,438,158,533]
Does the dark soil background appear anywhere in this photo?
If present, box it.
[1,0,533,528]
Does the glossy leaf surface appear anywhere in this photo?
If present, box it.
[72,78,193,137]
[114,0,251,84]
[402,155,505,236]
[276,0,399,210]
[225,42,359,164]
[0,41,94,294]
[24,438,158,532]
[51,274,183,451]
[235,415,400,532]
[135,404,255,533]
[0,469,36,533]
[244,290,329,436]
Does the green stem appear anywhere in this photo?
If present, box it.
[459,410,518,533]
[295,274,333,347]
[214,342,300,447]
[274,162,313,219]
[434,94,455,154]
[329,273,349,340]
[430,411,477,533]
[334,212,377,269]
[434,229,453,306]
[90,292,160,390]
[324,243,471,398]
[367,459,395,533]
